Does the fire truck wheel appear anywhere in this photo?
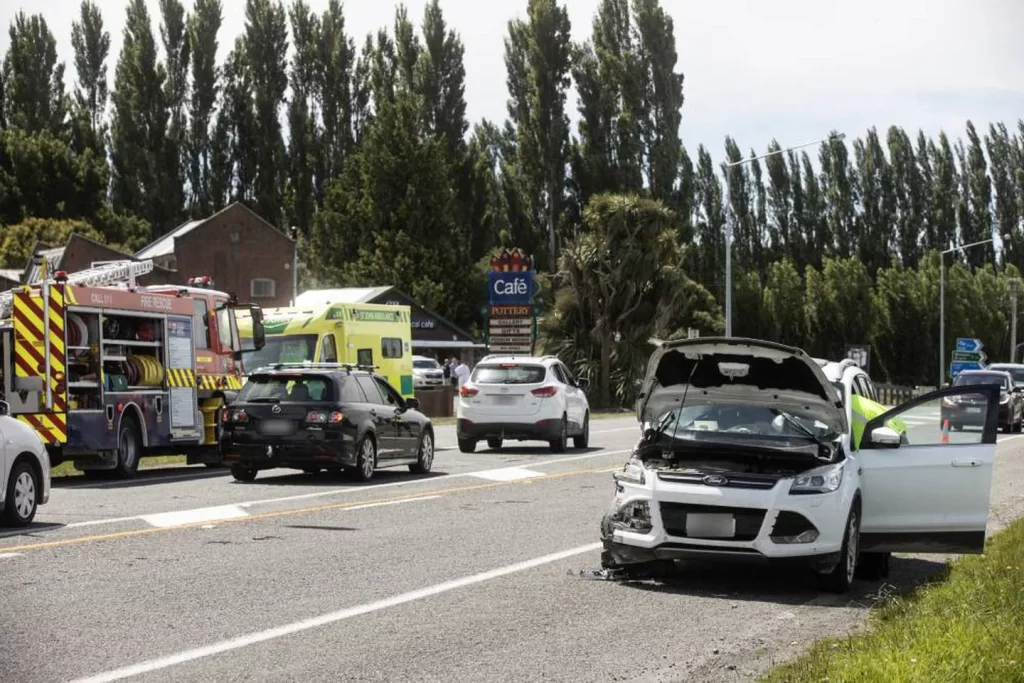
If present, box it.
[231,464,258,482]
[114,417,141,477]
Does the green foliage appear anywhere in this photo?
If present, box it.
[1,12,67,134]
[0,217,102,269]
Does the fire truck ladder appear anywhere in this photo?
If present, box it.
[0,259,155,318]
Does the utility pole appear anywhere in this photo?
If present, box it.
[1011,278,1020,363]
[722,132,845,337]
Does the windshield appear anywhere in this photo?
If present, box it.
[987,366,1024,384]
[414,359,440,370]
[237,373,334,402]
[471,363,546,384]
[954,372,1007,388]
[241,334,318,372]
[647,401,840,446]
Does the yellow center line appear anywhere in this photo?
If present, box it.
[0,465,615,554]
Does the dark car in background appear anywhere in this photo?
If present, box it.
[942,369,1023,433]
[986,363,1024,390]
[221,364,435,482]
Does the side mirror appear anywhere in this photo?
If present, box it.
[0,400,9,416]
[869,426,901,448]
[405,397,420,410]
[249,305,266,351]
[576,378,589,390]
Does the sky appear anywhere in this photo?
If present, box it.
[1,0,1023,161]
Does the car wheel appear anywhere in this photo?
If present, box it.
[351,435,376,482]
[573,412,590,449]
[2,460,39,526]
[486,437,503,450]
[409,430,434,474]
[230,464,258,482]
[114,417,141,478]
[855,551,891,581]
[818,502,860,593]
[549,415,568,453]
[458,438,477,453]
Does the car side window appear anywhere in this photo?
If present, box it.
[338,377,367,403]
[373,376,402,406]
[356,375,385,405]
[559,363,576,386]
[550,364,565,384]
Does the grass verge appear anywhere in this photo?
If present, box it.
[764,518,1024,682]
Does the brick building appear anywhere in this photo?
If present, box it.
[135,202,296,307]
[20,233,176,285]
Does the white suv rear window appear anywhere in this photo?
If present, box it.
[472,364,547,384]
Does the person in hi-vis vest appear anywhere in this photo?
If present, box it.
[850,392,908,449]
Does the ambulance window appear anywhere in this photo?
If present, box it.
[193,300,210,349]
[381,337,402,359]
[321,335,338,363]
[357,349,373,367]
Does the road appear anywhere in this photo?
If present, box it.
[3,416,1024,683]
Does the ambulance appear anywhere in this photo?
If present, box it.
[236,303,415,398]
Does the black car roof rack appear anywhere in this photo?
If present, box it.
[265,361,380,372]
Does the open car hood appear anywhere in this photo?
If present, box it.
[637,337,847,433]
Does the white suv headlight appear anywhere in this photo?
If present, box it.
[612,458,646,485]
[789,463,844,495]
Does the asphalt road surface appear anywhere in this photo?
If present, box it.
[3,416,1024,683]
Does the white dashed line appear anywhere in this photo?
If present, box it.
[468,467,546,482]
[141,505,249,528]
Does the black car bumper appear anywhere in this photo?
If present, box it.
[222,430,357,469]
[457,418,563,442]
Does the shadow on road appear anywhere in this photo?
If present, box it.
[599,554,949,608]
[51,466,228,489]
[236,468,452,488]
[0,522,64,540]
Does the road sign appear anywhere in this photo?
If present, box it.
[488,345,532,353]
[956,338,983,353]
[950,360,986,377]
[489,318,532,327]
[488,271,534,305]
[952,350,987,363]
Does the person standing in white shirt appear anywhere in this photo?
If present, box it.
[454,358,471,387]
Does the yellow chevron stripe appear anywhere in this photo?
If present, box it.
[65,286,78,305]
[17,414,67,445]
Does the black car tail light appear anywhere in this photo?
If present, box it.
[225,409,247,423]
[306,411,328,424]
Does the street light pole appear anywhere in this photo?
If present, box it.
[722,132,845,337]
[939,235,1009,386]
[1010,278,1020,363]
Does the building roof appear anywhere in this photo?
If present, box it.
[135,202,290,261]
[294,287,394,306]
[0,269,22,283]
[24,246,67,284]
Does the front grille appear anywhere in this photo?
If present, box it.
[659,502,767,541]
[656,471,778,490]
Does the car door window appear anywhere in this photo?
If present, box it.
[559,363,576,387]
[551,364,566,385]
[373,377,403,407]
[861,385,1000,449]
[339,377,367,404]
[356,376,385,405]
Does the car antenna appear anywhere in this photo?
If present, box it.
[664,355,701,458]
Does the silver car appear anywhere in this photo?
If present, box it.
[0,400,51,526]
[412,356,445,388]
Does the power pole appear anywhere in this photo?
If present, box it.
[1011,278,1020,363]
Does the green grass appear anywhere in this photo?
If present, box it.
[51,455,186,478]
[764,518,1024,683]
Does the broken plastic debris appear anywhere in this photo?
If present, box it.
[579,569,616,580]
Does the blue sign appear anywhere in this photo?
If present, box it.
[950,360,985,377]
[488,271,534,305]
[956,338,983,353]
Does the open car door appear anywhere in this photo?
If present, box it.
[857,383,999,555]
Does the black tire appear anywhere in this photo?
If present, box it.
[458,438,477,453]
[486,437,503,450]
[114,417,141,478]
[818,502,861,593]
[351,434,376,482]
[855,551,891,581]
[301,467,322,475]
[205,462,228,469]
[549,415,568,453]
[573,412,590,449]
[2,459,39,526]
[230,464,258,482]
[409,430,435,474]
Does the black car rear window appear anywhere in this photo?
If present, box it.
[471,364,547,384]
[953,372,1006,387]
[238,374,334,402]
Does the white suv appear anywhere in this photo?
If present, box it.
[0,400,51,526]
[412,356,445,389]
[456,355,590,453]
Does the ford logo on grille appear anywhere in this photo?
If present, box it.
[272,404,282,414]
[702,474,728,486]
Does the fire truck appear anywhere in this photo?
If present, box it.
[0,259,266,477]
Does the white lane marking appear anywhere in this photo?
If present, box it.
[141,505,249,529]
[0,552,22,558]
[343,495,441,511]
[468,467,546,482]
[70,542,603,683]
[45,449,635,531]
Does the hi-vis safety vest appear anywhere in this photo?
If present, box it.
[850,394,908,450]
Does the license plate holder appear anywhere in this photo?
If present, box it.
[967,407,982,414]
[259,419,294,435]
[685,513,735,538]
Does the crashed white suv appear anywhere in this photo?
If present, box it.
[600,338,1000,593]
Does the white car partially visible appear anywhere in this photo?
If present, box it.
[456,355,590,453]
[412,356,445,389]
[0,400,51,526]
[601,337,999,593]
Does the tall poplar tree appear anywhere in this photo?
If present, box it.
[70,1,109,154]
[2,12,67,134]
[187,0,222,217]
